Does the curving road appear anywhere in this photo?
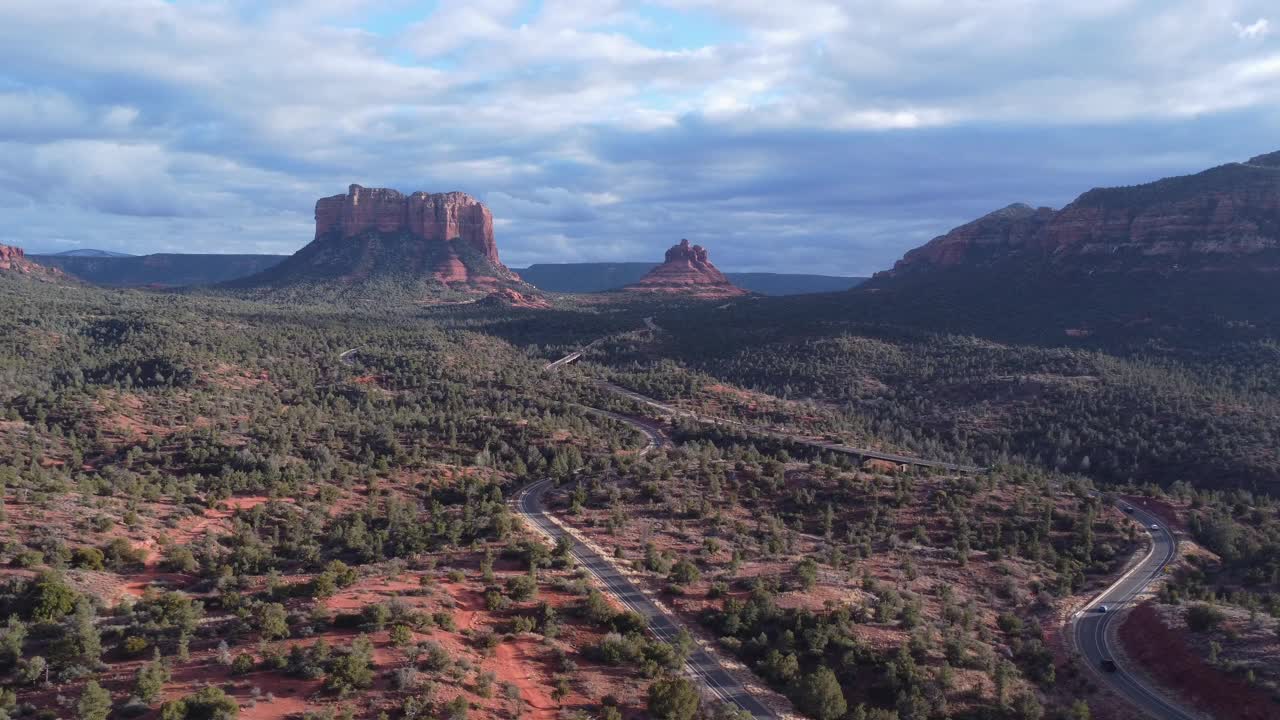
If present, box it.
[512,411,773,717]
[599,381,984,474]
[515,477,775,719]
[1072,503,1196,720]
[541,323,981,473]
[579,406,670,455]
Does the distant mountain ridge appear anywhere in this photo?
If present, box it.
[517,263,865,295]
[47,248,135,258]
[34,253,284,287]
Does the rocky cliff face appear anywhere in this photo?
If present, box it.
[0,244,65,282]
[0,244,23,269]
[880,152,1280,279]
[232,185,520,295]
[314,185,501,268]
[624,239,746,297]
[888,204,1055,273]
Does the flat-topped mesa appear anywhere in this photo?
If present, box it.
[230,184,521,294]
[315,184,501,266]
[624,239,746,297]
[878,148,1280,280]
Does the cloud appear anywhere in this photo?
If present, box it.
[1234,18,1271,40]
[0,0,1278,273]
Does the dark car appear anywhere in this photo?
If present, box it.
[1122,506,1134,512]
[1100,659,1118,672]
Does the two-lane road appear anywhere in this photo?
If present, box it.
[515,479,775,718]
[1073,503,1196,720]
[599,381,984,474]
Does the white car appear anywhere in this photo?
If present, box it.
[1150,524,1160,530]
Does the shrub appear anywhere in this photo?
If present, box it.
[257,603,290,640]
[444,696,468,720]
[389,625,414,647]
[161,546,199,574]
[231,654,256,676]
[77,681,112,720]
[668,559,701,585]
[160,686,239,720]
[135,658,172,704]
[28,571,80,623]
[797,667,846,720]
[647,677,699,720]
[506,574,538,602]
[1186,604,1225,633]
[324,636,374,696]
[122,635,150,656]
[71,547,105,570]
[391,667,419,691]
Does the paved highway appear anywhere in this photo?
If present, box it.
[599,381,984,474]
[515,477,776,719]
[540,331,979,472]
[1072,503,1197,720]
[579,406,670,455]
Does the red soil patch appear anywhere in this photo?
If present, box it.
[120,569,194,599]
[491,639,559,720]
[204,363,270,391]
[1118,601,1279,720]
[172,495,279,543]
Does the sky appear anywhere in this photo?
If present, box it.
[1,1,1278,276]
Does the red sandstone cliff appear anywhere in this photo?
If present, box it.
[880,152,1280,279]
[314,185,501,267]
[0,244,66,282]
[232,185,520,293]
[888,203,1055,272]
[624,239,746,297]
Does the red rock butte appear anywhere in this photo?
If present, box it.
[233,184,520,290]
[624,239,746,297]
[0,243,64,281]
[316,184,502,267]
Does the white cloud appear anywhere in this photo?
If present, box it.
[0,0,1277,272]
[1234,18,1271,40]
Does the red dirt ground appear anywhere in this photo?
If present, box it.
[1118,601,1279,720]
[491,639,558,720]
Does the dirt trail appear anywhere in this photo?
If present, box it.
[491,640,558,720]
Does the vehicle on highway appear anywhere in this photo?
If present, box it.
[1100,659,1118,673]
[1095,605,1108,613]
[1123,506,1134,512]
[1150,523,1160,530]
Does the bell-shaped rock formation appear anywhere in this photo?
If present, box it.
[624,240,746,298]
